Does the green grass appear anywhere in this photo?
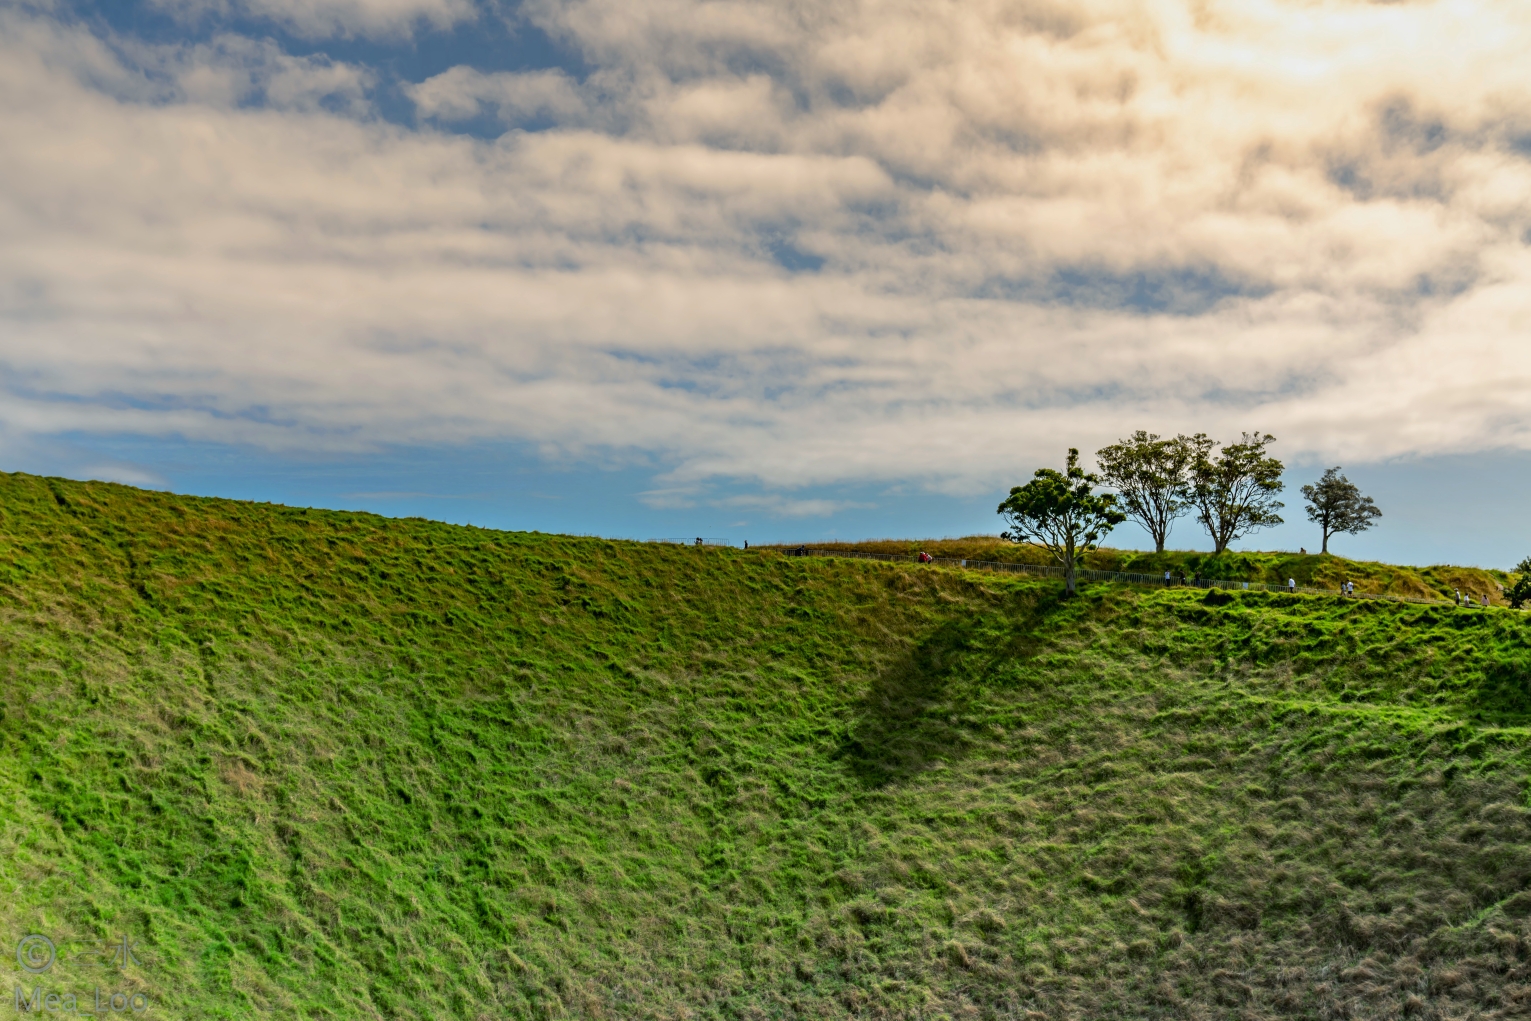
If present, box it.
[788,536,1513,603]
[3,472,1531,1019]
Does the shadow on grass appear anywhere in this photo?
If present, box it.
[1470,655,1531,727]
[833,589,1067,788]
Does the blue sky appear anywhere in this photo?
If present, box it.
[12,430,1529,569]
[4,0,1531,568]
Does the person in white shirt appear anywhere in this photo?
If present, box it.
[1287,578,1296,593]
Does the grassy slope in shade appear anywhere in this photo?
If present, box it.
[784,537,1513,603]
[3,473,1531,1020]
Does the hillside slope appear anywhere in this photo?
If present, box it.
[3,473,1531,1020]
[786,537,1512,603]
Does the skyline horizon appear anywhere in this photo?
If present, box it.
[10,437,1524,571]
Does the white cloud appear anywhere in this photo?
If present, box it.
[409,67,588,124]
[165,35,375,111]
[77,464,167,487]
[715,494,876,518]
[3,1,1531,498]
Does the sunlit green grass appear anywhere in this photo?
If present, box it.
[3,472,1531,1019]
[791,536,1512,603]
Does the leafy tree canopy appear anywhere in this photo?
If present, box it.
[1096,431,1196,553]
[1188,432,1285,555]
[998,448,1126,596]
[1508,557,1531,610]
[1301,466,1382,554]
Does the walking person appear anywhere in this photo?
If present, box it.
[1164,569,1172,588]
[1287,577,1296,594]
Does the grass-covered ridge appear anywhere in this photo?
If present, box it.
[4,472,1531,1019]
[787,536,1512,603]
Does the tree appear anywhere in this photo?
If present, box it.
[1095,431,1196,553]
[1301,467,1382,554]
[1188,432,1285,555]
[998,448,1126,597]
[1508,557,1531,610]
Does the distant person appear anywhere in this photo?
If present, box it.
[1482,593,1490,607]
[1300,547,1307,554]
[743,540,748,550]
[1287,578,1296,593]
[1164,569,1172,587]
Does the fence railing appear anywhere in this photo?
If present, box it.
[771,546,1466,607]
[648,537,735,547]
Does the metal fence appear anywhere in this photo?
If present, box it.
[773,546,1468,607]
[648,537,736,547]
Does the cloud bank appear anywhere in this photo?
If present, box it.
[3,0,1531,503]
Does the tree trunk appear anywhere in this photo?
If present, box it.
[1321,531,1329,554]
[1155,537,1165,553]
[1064,560,1076,597]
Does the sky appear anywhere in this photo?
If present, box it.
[2,0,1530,566]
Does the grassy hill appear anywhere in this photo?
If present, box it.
[784,537,1512,603]
[3,472,1531,1020]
